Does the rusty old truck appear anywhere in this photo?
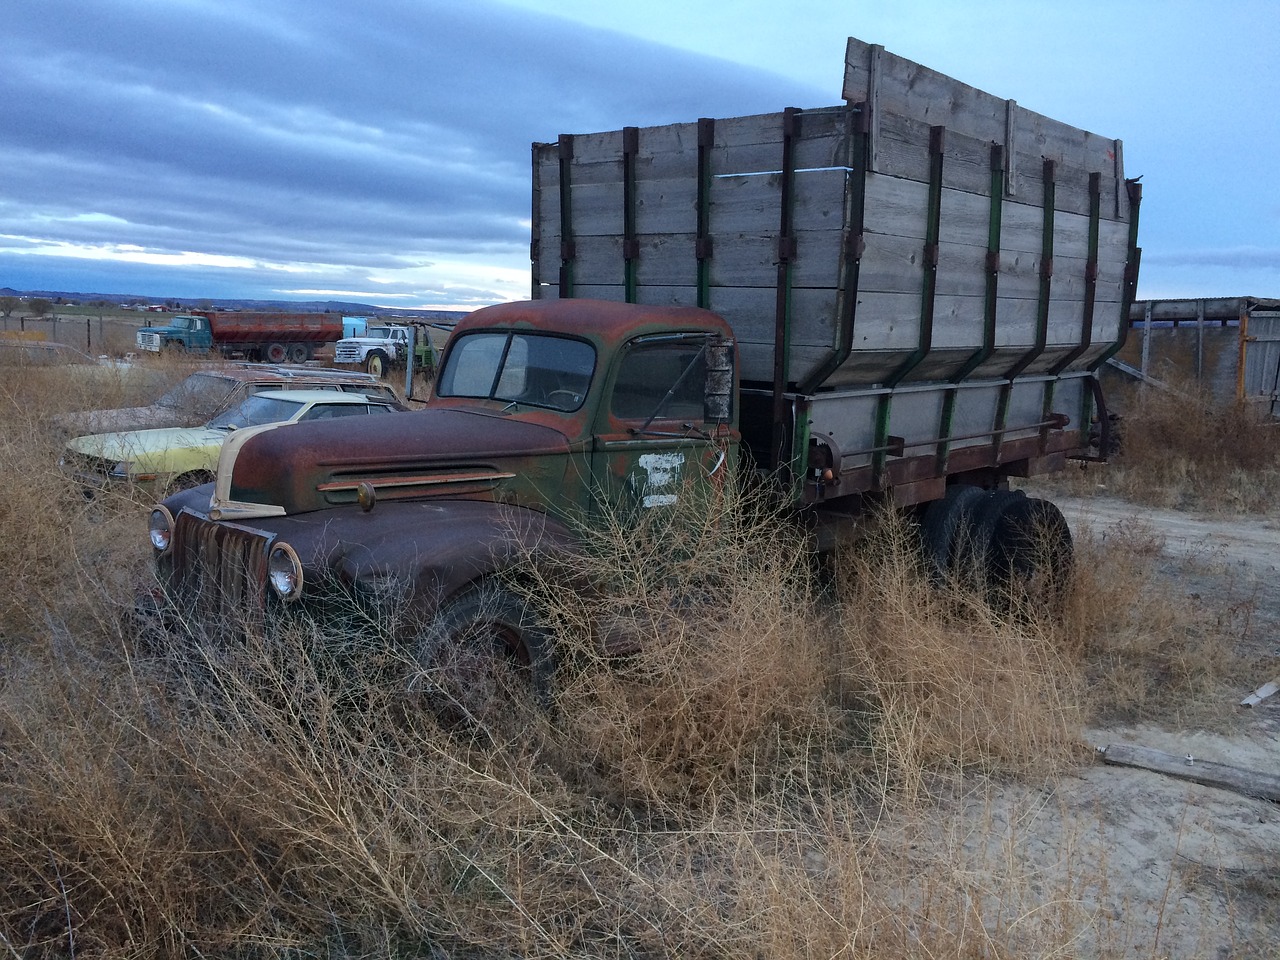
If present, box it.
[136,311,344,363]
[146,38,1140,688]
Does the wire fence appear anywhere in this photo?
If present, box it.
[0,314,149,356]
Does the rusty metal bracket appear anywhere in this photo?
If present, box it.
[557,134,576,297]
[770,107,800,474]
[696,117,715,307]
[622,125,640,302]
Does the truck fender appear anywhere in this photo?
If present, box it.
[300,499,578,621]
[304,499,578,722]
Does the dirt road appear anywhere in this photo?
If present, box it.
[977,494,1280,957]
[1057,494,1280,580]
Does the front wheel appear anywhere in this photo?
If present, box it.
[413,580,555,729]
[365,351,391,378]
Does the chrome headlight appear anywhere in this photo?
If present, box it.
[149,506,175,553]
[267,542,304,601]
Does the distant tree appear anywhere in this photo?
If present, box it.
[0,296,18,318]
[27,298,52,319]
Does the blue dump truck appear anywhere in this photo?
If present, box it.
[136,311,344,363]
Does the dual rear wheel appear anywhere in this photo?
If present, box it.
[920,486,1074,612]
[264,342,310,364]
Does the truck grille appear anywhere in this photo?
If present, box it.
[137,331,161,351]
[170,512,271,620]
[333,344,363,363]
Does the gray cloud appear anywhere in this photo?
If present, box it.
[1,0,825,304]
[1143,248,1280,270]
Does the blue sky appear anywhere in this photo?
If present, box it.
[2,0,1276,307]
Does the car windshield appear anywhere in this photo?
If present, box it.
[156,372,236,410]
[207,393,306,430]
[437,332,595,412]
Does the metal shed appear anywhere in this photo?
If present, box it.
[1112,297,1280,413]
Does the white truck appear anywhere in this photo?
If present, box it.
[333,323,418,378]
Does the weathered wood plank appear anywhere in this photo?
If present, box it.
[873,110,1123,219]
[844,38,1128,222]
[845,38,1005,144]
[562,229,846,289]
[535,56,1136,393]
[1101,743,1280,803]
[843,38,1125,186]
[1241,679,1279,708]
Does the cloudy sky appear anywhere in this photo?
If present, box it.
[3,0,1277,308]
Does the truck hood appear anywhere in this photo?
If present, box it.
[55,402,196,436]
[69,425,229,463]
[207,408,572,520]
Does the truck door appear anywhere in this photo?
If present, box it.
[191,316,212,351]
[591,333,736,514]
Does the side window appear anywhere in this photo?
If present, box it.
[611,341,709,422]
[301,404,364,421]
[341,384,397,401]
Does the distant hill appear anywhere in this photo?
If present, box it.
[0,287,470,322]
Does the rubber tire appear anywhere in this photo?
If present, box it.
[986,496,1074,613]
[414,580,555,728]
[265,342,288,363]
[919,485,987,581]
[366,351,391,378]
[287,342,309,364]
[164,470,215,497]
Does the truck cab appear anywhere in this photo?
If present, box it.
[136,314,213,353]
[150,299,738,635]
[333,323,417,377]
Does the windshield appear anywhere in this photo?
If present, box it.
[437,332,595,412]
[207,393,305,430]
[169,316,195,330]
[156,372,235,411]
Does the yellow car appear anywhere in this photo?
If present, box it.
[63,389,402,495]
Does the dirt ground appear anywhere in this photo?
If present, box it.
[976,493,1280,957]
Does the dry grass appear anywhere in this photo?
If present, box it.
[1101,378,1280,511]
[0,363,1268,958]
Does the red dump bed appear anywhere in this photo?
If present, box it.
[191,311,343,345]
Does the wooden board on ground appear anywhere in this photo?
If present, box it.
[1101,742,1280,802]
